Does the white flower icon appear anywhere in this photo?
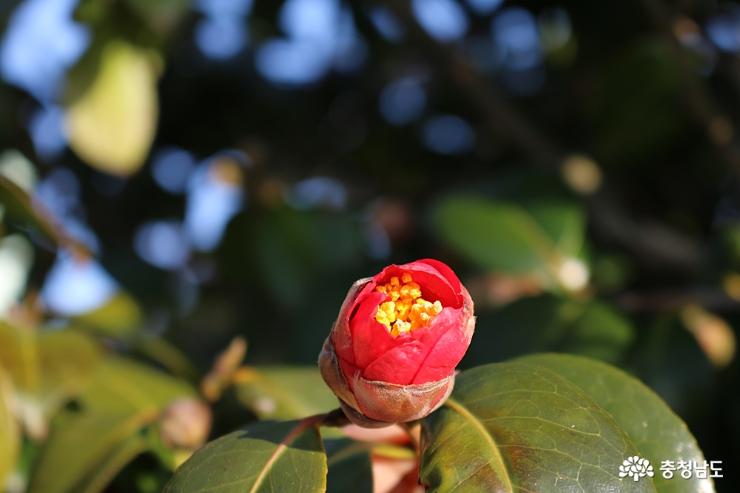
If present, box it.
[619,456,655,482]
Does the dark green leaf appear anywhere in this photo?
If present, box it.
[421,354,712,492]
[325,439,373,493]
[164,419,327,493]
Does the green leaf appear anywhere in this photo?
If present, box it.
[432,196,586,288]
[125,0,189,35]
[234,367,337,420]
[164,419,327,493]
[433,196,556,274]
[78,434,149,493]
[421,354,712,492]
[325,439,373,493]
[516,354,711,493]
[525,201,585,258]
[28,357,195,493]
[73,292,142,338]
[0,324,102,436]
[65,40,159,176]
[0,369,19,487]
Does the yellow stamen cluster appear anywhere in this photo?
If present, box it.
[374,273,443,337]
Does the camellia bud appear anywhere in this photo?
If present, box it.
[319,259,475,427]
[160,398,212,450]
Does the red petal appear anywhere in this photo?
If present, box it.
[409,307,469,383]
[416,259,462,293]
[361,339,426,384]
[333,280,376,365]
[362,307,466,385]
[349,290,398,369]
[338,356,360,389]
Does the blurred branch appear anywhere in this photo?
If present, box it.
[641,0,740,173]
[615,287,739,313]
[380,0,703,272]
[380,1,562,167]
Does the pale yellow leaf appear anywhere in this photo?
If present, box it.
[66,41,159,176]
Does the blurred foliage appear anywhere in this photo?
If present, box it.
[0,0,739,491]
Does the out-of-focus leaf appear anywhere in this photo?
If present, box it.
[134,337,200,383]
[125,0,189,35]
[78,434,148,493]
[0,324,101,437]
[433,196,554,274]
[29,357,195,493]
[234,366,336,420]
[0,322,38,392]
[421,354,712,493]
[0,175,89,258]
[225,208,365,308]
[525,200,585,258]
[325,439,373,493]
[0,235,33,315]
[78,357,195,413]
[163,419,327,493]
[432,196,587,290]
[680,305,736,368]
[0,369,19,487]
[465,295,634,365]
[33,330,102,425]
[73,292,142,338]
[65,40,159,176]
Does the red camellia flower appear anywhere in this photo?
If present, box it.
[319,259,475,426]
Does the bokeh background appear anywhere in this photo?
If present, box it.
[0,0,739,491]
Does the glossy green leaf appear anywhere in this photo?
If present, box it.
[325,439,373,493]
[0,369,19,487]
[29,357,195,493]
[164,419,327,493]
[432,197,586,286]
[515,354,712,493]
[421,354,712,493]
[234,366,337,420]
